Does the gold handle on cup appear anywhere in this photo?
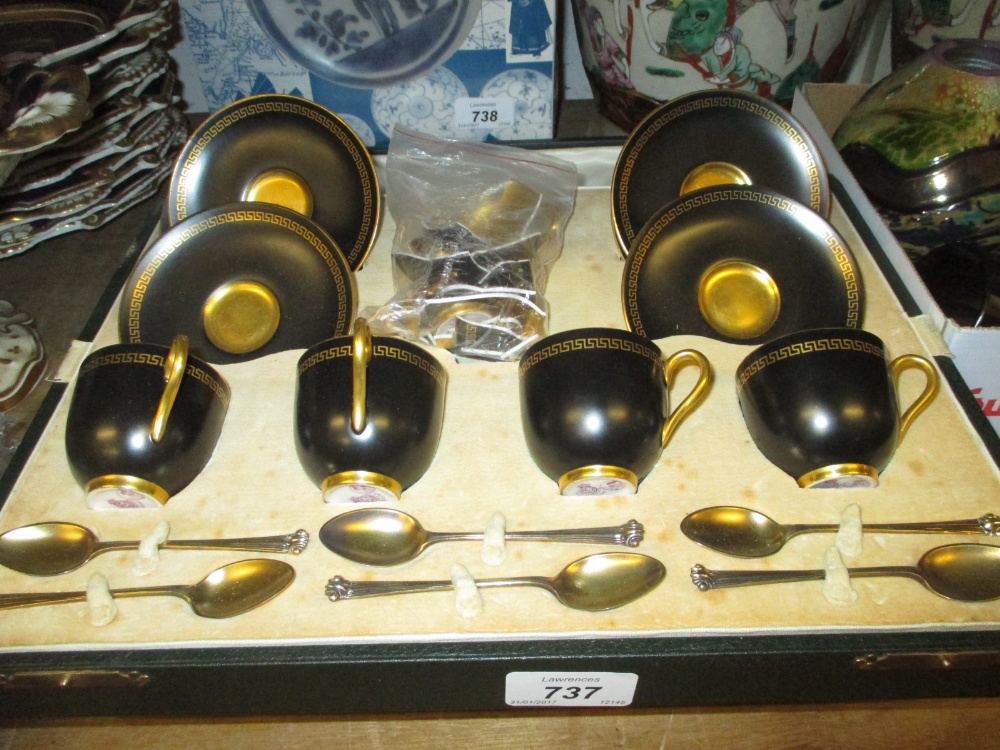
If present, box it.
[351,317,373,434]
[150,335,189,443]
[890,354,940,442]
[660,349,713,449]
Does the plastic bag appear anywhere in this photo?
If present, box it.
[363,127,578,361]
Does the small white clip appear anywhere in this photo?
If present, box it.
[451,563,483,618]
[836,503,863,559]
[822,547,858,607]
[131,520,170,576]
[86,573,117,626]
[481,511,507,566]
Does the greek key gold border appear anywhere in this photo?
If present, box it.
[622,188,861,338]
[299,342,447,388]
[518,334,661,376]
[80,351,230,404]
[736,336,884,390]
[172,97,376,263]
[614,93,824,247]
[122,208,353,344]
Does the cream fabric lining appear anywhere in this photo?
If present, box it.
[1,165,999,651]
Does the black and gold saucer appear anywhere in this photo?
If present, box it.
[612,89,830,258]
[119,203,357,364]
[167,94,380,270]
[621,186,863,344]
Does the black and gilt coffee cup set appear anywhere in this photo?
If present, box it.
[43,90,958,621]
[64,90,943,513]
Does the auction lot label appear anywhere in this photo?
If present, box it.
[505,672,638,707]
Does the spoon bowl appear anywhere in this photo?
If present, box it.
[0,559,296,618]
[184,559,296,618]
[547,552,666,611]
[918,544,1000,601]
[320,509,431,566]
[681,505,1000,558]
[326,552,667,611]
[681,506,791,557]
[0,522,101,576]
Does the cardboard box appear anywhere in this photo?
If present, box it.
[793,83,1000,439]
[172,0,557,148]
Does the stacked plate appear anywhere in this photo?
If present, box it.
[612,90,866,346]
[0,0,184,258]
[117,93,383,364]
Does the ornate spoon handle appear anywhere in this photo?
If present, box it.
[92,530,310,556]
[426,520,644,548]
[502,519,644,546]
[783,513,1000,540]
[0,585,187,611]
[326,575,548,601]
[859,514,1000,536]
[690,564,919,591]
[160,530,309,554]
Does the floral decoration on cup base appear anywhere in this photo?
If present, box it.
[558,465,639,497]
[321,471,404,505]
[84,475,171,510]
[797,464,881,490]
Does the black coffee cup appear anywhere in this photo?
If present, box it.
[65,336,231,508]
[736,327,940,488]
[519,327,712,495]
[295,318,448,503]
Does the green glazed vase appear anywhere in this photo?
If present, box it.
[834,37,1000,326]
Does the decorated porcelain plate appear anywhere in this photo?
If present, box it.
[119,203,357,364]
[246,0,481,89]
[621,187,864,345]
[167,94,380,270]
[612,90,830,258]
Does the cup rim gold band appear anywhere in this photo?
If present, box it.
[321,470,403,499]
[558,465,639,493]
[797,463,879,489]
[84,475,170,505]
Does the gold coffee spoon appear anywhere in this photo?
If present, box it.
[0,522,309,576]
[319,508,644,566]
[326,551,665,611]
[0,559,295,618]
[680,506,1000,558]
[691,543,1000,601]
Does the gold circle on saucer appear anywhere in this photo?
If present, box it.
[680,161,752,195]
[243,168,314,217]
[697,260,780,340]
[202,281,281,354]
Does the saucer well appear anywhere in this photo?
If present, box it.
[119,203,357,364]
[621,187,864,344]
[167,94,380,270]
[611,90,830,258]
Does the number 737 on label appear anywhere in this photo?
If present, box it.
[504,672,639,707]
